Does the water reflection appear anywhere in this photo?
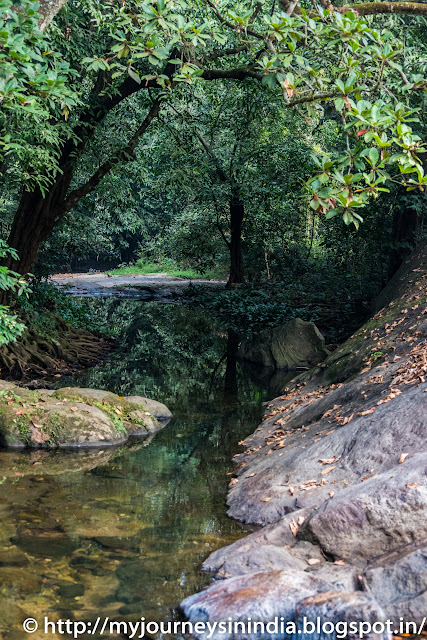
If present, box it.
[0,301,292,639]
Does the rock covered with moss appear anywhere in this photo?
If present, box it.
[0,383,172,449]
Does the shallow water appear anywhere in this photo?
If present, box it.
[0,301,294,639]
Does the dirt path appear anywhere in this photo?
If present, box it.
[51,272,225,298]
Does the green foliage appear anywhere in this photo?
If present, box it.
[0,240,28,345]
[183,285,316,339]
[18,280,113,336]
[0,0,77,190]
[111,258,224,279]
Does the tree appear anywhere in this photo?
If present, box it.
[2,0,427,287]
[144,83,319,285]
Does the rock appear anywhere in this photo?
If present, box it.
[0,596,27,630]
[53,387,160,434]
[180,569,334,640]
[0,383,170,449]
[124,395,173,421]
[363,542,427,624]
[305,563,359,593]
[294,592,390,640]
[299,453,427,563]
[0,396,127,448]
[209,544,306,578]
[202,510,313,576]
[58,582,85,598]
[0,547,29,567]
[14,530,80,558]
[227,381,427,525]
[0,566,43,593]
[239,318,329,370]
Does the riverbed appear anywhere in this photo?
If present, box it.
[0,299,293,639]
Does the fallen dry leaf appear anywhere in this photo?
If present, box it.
[307,558,321,566]
[30,425,50,445]
[261,497,272,502]
[399,453,409,464]
[319,456,340,465]
[407,482,420,489]
[357,407,376,417]
[334,560,346,566]
[321,466,336,475]
[15,410,25,416]
[289,519,299,537]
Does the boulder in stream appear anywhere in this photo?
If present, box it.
[0,383,171,448]
[238,318,330,370]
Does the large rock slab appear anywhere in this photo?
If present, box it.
[181,247,427,634]
[239,318,329,370]
[180,569,334,640]
[226,381,427,525]
[363,542,427,624]
[299,453,427,563]
[294,592,390,640]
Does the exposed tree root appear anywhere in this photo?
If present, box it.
[0,314,114,381]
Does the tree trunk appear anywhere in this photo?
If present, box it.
[4,172,73,274]
[226,188,245,287]
[223,328,239,407]
[38,0,69,31]
[0,171,74,305]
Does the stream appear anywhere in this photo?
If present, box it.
[0,299,295,639]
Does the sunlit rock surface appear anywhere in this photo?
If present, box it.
[181,246,427,635]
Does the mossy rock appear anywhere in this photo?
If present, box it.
[52,387,159,435]
[0,382,126,449]
[239,318,330,370]
[124,395,173,421]
[0,383,168,449]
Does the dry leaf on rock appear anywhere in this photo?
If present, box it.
[319,456,340,465]
[289,519,299,537]
[321,466,336,475]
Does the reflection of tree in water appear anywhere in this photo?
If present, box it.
[75,299,270,414]
[0,299,298,631]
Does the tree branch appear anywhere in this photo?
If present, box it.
[200,67,263,81]
[205,0,265,39]
[61,100,161,214]
[339,1,427,16]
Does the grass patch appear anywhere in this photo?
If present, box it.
[110,260,225,280]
